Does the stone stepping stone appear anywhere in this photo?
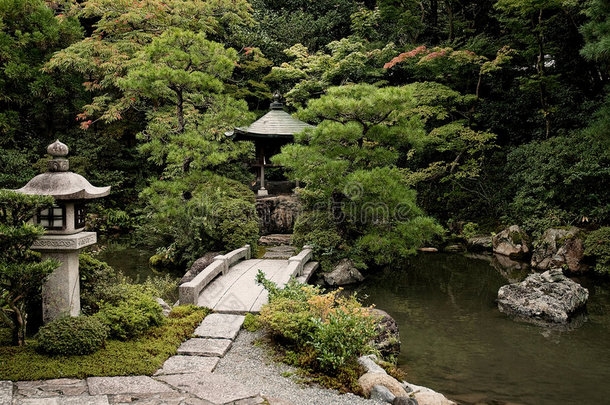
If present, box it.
[194,313,245,340]
[154,355,220,376]
[17,396,109,405]
[15,378,88,397]
[87,376,174,396]
[177,338,232,357]
[0,381,12,405]
[157,372,258,405]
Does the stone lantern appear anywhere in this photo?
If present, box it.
[15,140,110,323]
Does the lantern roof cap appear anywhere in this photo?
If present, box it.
[15,140,110,200]
[229,92,313,139]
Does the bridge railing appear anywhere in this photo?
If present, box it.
[179,244,251,305]
[285,245,313,278]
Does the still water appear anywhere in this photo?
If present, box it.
[350,253,610,405]
[96,239,160,282]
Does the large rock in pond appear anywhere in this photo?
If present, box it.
[531,227,587,273]
[492,225,531,259]
[180,251,220,284]
[497,268,588,325]
[368,309,401,357]
[323,258,364,286]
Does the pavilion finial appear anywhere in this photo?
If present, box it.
[270,91,284,110]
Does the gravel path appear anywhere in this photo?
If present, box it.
[214,329,383,405]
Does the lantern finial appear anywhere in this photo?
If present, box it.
[47,140,69,172]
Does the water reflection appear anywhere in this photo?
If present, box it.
[349,254,610,405]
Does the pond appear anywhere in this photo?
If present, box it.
[95,238,179,282]
[348,253,610,405]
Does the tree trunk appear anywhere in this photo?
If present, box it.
[8,300,26,346]
[176,89,184,133]
[445,0,454,42]
[534,9,551,138]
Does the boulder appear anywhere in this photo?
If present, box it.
[401,382,456,405]
[358,372,407,398]
[417,247,438,253]
[371,385,396,403]
[497,268,589,325]
[442,244,464,253]
[531,227,587,273]
[358,354,387,374]
[492,225,531,259]
[180,251,220,284]
[323,259,364,286]
[466,235,492,252]
[155,297,172,317]
[393,397,419,405]
[368,309,401,357]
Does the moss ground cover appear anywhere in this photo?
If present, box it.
[0,306,208,381]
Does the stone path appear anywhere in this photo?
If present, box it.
[1,314,275,405]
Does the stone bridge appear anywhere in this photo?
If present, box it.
[179,245,318,313]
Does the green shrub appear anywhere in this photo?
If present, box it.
[257,273,377,374]
[310,308,376,372]
[95,287,164,340]
[79,252,122,314]
[142,274,179,304]
[35,316,108,355]
[461,222,480,239]
[585,227,610,274]
[242,313,261,332]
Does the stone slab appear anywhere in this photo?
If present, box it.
[107,391,204,404]
[177,338,232,357]
[18,395,109,405]
[87,376,174,396]
[194,314,245,340]
[214,260,286,313]
[262,246,296,260]
[154,356,220,376]
[0,381,11,405]
[157,372,259,405]
[16,378,88,397]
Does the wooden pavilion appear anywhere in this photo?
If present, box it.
[226,93,312,196]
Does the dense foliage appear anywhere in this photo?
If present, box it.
[585,227,610,275]
[0,0,607,278]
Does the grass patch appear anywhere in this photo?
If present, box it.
[0,305,209,381]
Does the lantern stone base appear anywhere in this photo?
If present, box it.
[32,232,97,323]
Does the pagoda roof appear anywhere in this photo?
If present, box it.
[16,172,111,200]
[229,93,314,140]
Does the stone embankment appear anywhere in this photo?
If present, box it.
[357,354,456,405]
